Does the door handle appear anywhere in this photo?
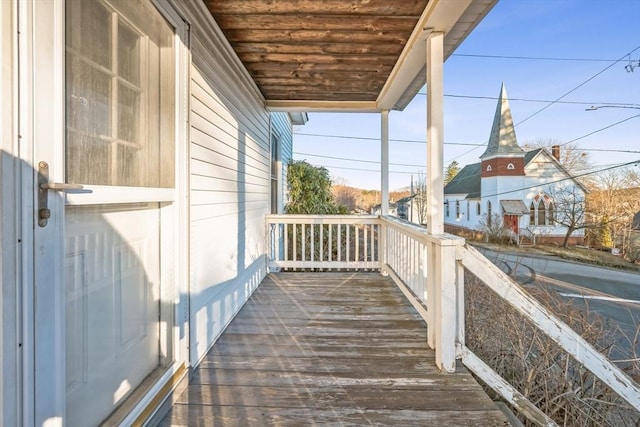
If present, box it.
[40,182,84,191]
[37,161,84,227]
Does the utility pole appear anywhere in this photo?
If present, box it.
[410,175,414,222]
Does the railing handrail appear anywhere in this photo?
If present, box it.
[380,215,463,246]
[266,213,380,225]
[459,244,640,412]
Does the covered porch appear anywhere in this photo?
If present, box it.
[159,272,510,426]
[157,215,640,425]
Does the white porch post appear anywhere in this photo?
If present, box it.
[425,31,457,372]
[426,31,444,234]
[381,110,389,216]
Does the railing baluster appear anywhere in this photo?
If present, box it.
[301,223,306,262]
[346,224,350,263]
[364,225,368,263]
[293,224,297,262]
[310,223,315,262]
[328,224,332,262]
[319,222,323,262]
[338,224,342,262]
[284,223,289,261]
[357,226,361,263]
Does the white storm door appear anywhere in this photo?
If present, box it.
[30,1,180,426]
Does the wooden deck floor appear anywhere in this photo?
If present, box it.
[158,272,510,426]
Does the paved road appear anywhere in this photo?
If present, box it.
[476,246,640,360]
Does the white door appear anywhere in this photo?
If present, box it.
[29,1,180,426]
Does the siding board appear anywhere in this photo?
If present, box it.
[174,0,294,367]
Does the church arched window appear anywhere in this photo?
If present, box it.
[530,202,535,226]
[547,201,555,225]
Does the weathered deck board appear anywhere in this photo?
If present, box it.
[158,272,510,426]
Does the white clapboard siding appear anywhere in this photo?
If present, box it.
[175,0,285,367]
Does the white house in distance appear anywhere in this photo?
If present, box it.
[444,83,589,245]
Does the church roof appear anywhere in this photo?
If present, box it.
[480,82,524,159]
[444,162,481,196]
[444,148,565,196]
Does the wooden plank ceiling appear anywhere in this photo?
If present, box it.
[204,0,431,103]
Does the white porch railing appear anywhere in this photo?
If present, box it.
[265,214,640,424]
[266,214,381,270]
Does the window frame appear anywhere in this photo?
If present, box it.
[270,132,281,214]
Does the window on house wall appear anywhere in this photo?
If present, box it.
[456,200,460,218]
[530,202,535,225]
[270,133,280,214]
[466,201,470,218]
[477,202,481,215]
[66,0,175,187]
[547,202,554,225]
[486,165,492,172]
[487,201,492,226]
[507,163,515,170]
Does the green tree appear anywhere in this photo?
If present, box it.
[285,160,339,214]
[444,161,460,185]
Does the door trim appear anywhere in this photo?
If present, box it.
[20,0,67,425]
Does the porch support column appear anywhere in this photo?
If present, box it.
[381,110,389,215]
[426,31,444,234]
[425,30,457,373]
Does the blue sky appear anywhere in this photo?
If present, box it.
[292,0,640,190]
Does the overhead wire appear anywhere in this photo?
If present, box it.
[513,44,640,127]
[450,53,636,63]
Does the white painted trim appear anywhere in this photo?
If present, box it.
[434,243,460,372]
[267,214,380,225]
[118,361,187,427]
[377,0,473,110]
[381,111,389,215]
[426,31,444,235]
[27,0,66,424]
[179,0,264,105]
[385,267,429,322]
[460,244,640,411]
[65,186,176,205]
[265,100,379,113]
[462,348,557,427]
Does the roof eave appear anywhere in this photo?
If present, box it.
[388,0,499,111]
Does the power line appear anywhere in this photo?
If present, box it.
[450,53,634,63]
[514,45,640,127]
[294,151,425,168]
[420,93,640,107]
[294,131,484,146]
[294,131,640,162]
[297,148,639,173]
[445,114,640,163]
[559,114,640,146]
[303,162,417,175]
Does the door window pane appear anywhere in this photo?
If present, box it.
[66,0,175,187]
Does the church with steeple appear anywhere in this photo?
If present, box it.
[444,83,589,245]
